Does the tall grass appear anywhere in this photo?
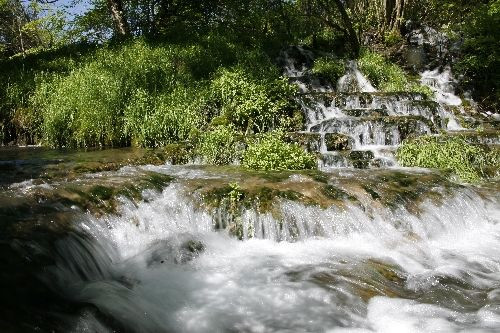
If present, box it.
[1,36,298,148]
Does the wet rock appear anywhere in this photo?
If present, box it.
[349,150,374,160]
[324,133,353,151]
[310,116,435,146]
[351,160,369,169]
[342,108,388,117]
[147,236,205,266]
[286,132,322,152]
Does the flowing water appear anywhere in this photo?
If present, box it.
[277,46,476,169]
[1,48,499,332]
[1,150,499,333]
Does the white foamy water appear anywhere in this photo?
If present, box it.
[421,67,462,106]
[46,182,500,332]
[337,61,377,93]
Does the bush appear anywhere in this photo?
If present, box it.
[358,50,407,91]
[195,125,241,165]
[312,56,346,84]
[396,135,499,182]
[384,30,403,46]
[358,50,433,98]
[243,132,317,171]
[211,67,299,133]
[124,87,207,147]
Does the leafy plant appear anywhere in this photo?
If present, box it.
[243,131,317,171]
[195,125,241,165]
[384,30,403,46]
[358,49,433,98]
[396,135,499,182]
[211,67,299,133]
[312,56,345,84]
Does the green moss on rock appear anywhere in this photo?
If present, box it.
[324,133,353,151]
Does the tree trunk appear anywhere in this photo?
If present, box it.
[383,0,404,32]
[106,0,129,37]
[332,0,360,57]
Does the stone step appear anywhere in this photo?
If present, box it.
[341,108,388,117]
[447,130,500,145]
[301,94,445,128]
[285,132,322,152]
[310,116,436,147]
[300,92,427,108]
[319,151,395,169]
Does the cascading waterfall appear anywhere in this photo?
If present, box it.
[279,47,470,169]
[1,46,498,333]
[40,178,500,332]
[337,61,377,93]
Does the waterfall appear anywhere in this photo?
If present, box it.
[337,60,377,93]
[39,180,500,332]
[280,47,474,169]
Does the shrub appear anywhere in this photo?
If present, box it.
[243,132,317,171]
[396,135,499,182]
[358,50,407,91]
[211,67,299,133]
[195,125,241,165]
[312,56,345,84]
[124,86,207,147]
[384,30,403,46]
[358,50,433,98]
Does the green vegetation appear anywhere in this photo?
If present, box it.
[211,66,300,133]
[358,50,433,97]
[243,132,317,171]
[312,56,346,84]
[0,0,498,173]
[396,135,499,182]
[195,125,241,165]
[2,38,300,150]
[454,1,500,111]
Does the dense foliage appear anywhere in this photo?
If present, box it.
[0,0,498,172]
[195,125,241,165]
[243,132,317,171]
[358,50,433,97]
[396,135,499,182]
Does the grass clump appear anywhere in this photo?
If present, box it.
[243,131,317,171]
[41,64,126,147]
[312,56,345,84]
[396,135,499,182]
[358,50,433,98]
[195,125,241,165]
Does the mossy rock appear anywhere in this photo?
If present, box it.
[285,132,322,152]
[324,133,353,151]
[342,108,388,117]
[352,159,370,169]
[349,150,374,160]
[30,172,175,216]
[162,143,193,165]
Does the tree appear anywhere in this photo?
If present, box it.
[298,0,360,57]
[106,0,129,36]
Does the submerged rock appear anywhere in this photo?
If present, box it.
[146,236,205,266]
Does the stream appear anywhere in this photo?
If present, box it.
[1,148,499,332]
[1,48,499,332]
